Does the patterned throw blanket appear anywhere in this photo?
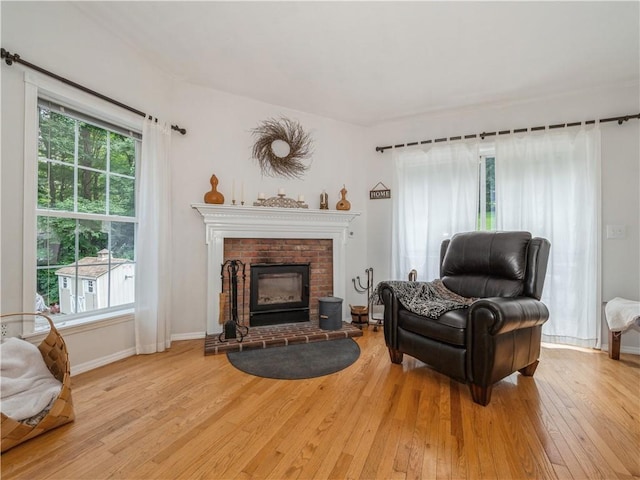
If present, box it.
[375,279,476,319]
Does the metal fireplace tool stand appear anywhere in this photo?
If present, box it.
[219,259,249,342]
[352,267,383,331]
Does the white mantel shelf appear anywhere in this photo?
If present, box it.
[192,203,360,228]
[191,203,361,334]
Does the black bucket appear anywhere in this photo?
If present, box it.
[318,296,343,330]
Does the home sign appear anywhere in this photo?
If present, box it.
[369,182,391,200]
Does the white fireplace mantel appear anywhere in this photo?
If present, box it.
[192,204,360,334]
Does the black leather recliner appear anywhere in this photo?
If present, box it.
[379,231,551,406]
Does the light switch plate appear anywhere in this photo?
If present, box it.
[606,225,627,239]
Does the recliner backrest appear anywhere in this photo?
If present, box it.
[440,231,549,299]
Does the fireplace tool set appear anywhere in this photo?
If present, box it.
[219,259,249,342]
[351,267,382,331]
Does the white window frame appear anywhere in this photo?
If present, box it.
[22,72,142,336]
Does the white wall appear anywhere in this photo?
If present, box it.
[168,83,369,336]
[366,84,640,353]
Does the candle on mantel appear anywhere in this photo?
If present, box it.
[278,188,285,196]
[258,192,266,200]
[241,182,244,203]
[298,194,305,202]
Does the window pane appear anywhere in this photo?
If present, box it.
[77,168,107,214]
[37,216,63,267]
[40,217,78,316]
[477,156,496,231]
[111,222,135,261]
[111,222,136,307]
[109,175,135,217]
[485,157,496,230]
[38,161,74,210]
[39,216,77,266]
[110,259,135,308]
[38,108,75,164]
[110,133,136,176]
[77,219,108,259]
[36,268,59,313]
[78,122,107,170]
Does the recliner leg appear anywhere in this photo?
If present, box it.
[518,360,539,376]
[469,384,492,406]
[388,348,403,364]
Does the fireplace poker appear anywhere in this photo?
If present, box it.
[219,259,249,342]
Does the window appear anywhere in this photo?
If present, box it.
[35,100,139,327]
[477,156,496,230]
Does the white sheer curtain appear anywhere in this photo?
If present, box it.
[495,127,601,348]
[135,118,173,354]
[392,143,478,281]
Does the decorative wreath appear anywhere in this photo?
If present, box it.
[251,117,313,179]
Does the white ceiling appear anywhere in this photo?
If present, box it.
[74,1,639,126]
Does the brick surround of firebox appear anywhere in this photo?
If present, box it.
[222,238,333,325]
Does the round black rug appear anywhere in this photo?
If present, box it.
[227,338,360,380]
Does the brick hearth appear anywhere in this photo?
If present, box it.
[204,320,363,355]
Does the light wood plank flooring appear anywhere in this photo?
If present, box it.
[2,329,639,479]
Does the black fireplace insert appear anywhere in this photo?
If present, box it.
[250,263,310,326]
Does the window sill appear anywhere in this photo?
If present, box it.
[23,308,134,341]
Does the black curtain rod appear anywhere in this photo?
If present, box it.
[1,48,187,135]
[375,112,640,153]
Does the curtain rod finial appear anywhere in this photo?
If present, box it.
[1,47,19,65]
[172,125,187,135]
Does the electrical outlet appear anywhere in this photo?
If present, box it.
[606,225,627,239]
[1,324,7,338]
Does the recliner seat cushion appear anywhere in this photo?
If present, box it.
[441,231,531,298]
[398,308,467,346]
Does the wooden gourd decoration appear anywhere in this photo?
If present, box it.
[204,174,225,204]
[336,185,351,211]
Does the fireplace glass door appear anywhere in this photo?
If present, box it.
[250,263,310,326]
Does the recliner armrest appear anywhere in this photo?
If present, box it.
[469,297,549,336]
[379,282,401,348]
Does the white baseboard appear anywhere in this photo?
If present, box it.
[71,333,206,375]
[171,332,206,341]
[71,347,136,375]
[601,343,640,356]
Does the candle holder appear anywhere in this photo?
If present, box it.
[253,192,308,208]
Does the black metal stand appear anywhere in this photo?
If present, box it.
[219,260,249,342]
[353,267,382,331]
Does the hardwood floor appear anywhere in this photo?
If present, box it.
[2,329,639,479]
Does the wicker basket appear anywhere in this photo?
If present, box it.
[1,313,75,453]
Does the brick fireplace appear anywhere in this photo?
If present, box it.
[222,238,333,326]
[192,204,359,334]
